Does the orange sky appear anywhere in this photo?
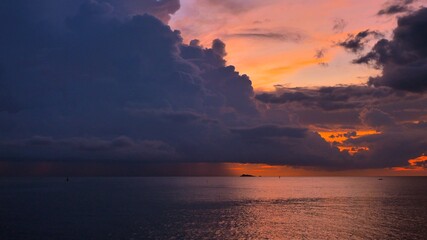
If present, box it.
[171,0,426,90]
[225,162,427,177]
[318,130,379,154]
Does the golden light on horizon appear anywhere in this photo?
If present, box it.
[225,162,427,177]
[393,155,427,172]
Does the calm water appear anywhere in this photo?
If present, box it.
[0,177,426,239]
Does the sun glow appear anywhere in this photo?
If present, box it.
[317,130,379,155]
[393,155,427,171]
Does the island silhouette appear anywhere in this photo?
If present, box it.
[240,174,256,177]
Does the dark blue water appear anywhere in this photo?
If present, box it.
[1,177,426,239]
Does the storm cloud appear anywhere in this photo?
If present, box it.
[1,0,426,175]
[355,8,427,92]
[255,82,427,170]
[0,0,352,171]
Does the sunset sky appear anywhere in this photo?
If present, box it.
[1,0,427,176]
[172,0,426,90]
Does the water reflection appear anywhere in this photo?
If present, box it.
[0,177,426,239]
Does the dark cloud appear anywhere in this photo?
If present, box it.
[230,125,307,139]
[107,0,181,22]
[256,82,427,169]
[0,0,352,171]
[1,1,426,174]
[255,83,427,128]
[359,108,396,129]
[256,80,427,170]
[180,39,258,117]
[378,4,410,15]
[337,30,383,53]
[1,135,177,162]
[347,126,427,168]
[377,0,416,16]
[405,120,427,129]
[256,85,398,111]
[0,1,245,156]
[344,118,426,170]
[354,8,427,92]
[0,0,180,30]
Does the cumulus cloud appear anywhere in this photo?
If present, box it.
[0,0,352,170]
[354,8,427,92]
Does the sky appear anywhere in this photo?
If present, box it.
[172,0,426,90]
[1,0,427,176]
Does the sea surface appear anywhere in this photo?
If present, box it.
[0,177,426,239]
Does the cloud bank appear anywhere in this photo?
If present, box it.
[1,1,427,174]
[0,0,348,170]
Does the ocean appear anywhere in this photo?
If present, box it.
[0,177,426,239]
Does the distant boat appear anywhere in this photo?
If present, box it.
[240,174,256,177]
[378,178,383,180]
